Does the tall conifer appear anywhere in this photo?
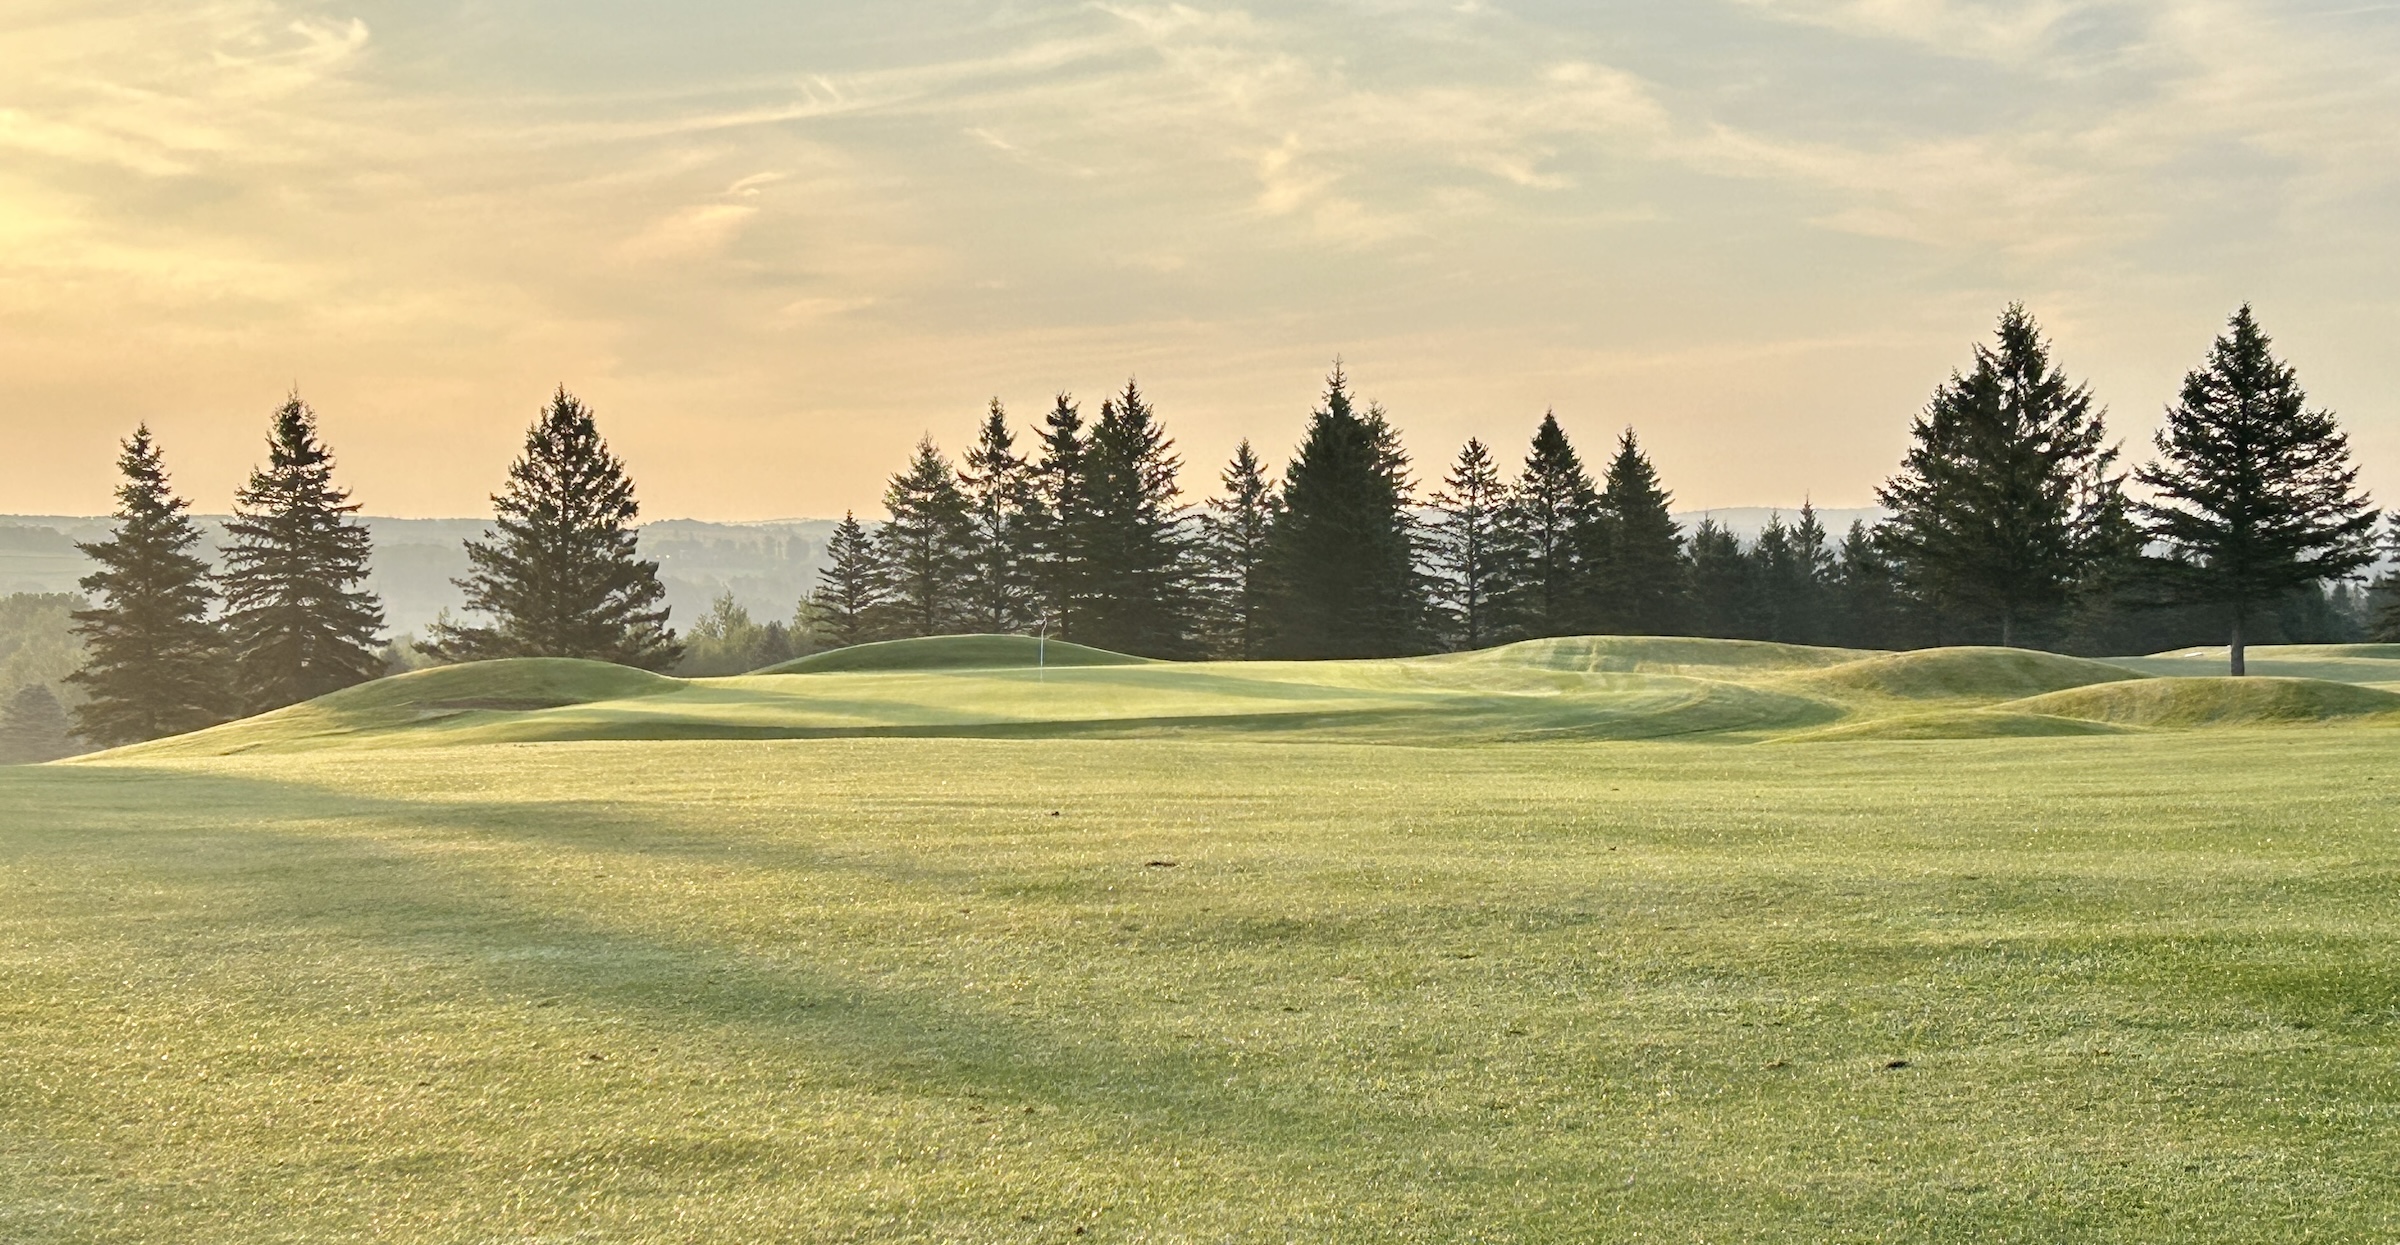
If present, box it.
[810,511,884,648]
[67,426,229,744]
[875,437,975,638]
[1077,379,1199,658]
[2136,306,2379,674]
[1593,429,1684,635]
[1027,394,1089,634]
[1259,365,1426,658]
[219,395,386,712]
[1497,411,1596,639]
[1,683,78,764]
[1685,519,1755,640]
[1199,440,1279,659]
[430,388,681,669]
[1877,305,2116,646]
[958,400,1039,634]
[1427,438,1508,651]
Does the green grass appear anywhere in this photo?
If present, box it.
[8,636,2400,1240]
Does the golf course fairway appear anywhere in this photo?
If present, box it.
[5,635,2398,1240]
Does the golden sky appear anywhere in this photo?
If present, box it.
[5,0,2398,520]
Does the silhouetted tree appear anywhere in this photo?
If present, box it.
[67,426,229,745]
[1199,440,1279,658]
[2136,306,2380,675]
[1592,429,1684,635]
[432,389,680,669]
[1076,379,1199,658]
[219,395,386,712]
[875,436,975,638]
[1260,365,1425,658]
[810,511,883,648]
[1026,394,1090,635]
[1830,521,1905,650]
[1877,306,2117,646]
[958,399,1040,634]
[1426,438,1509,651]
[1497,411,1597,639]
[1685,519,1754,640]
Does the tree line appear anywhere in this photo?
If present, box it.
[35,303,2391,750]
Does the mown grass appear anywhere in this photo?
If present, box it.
[7,725,2400,1241]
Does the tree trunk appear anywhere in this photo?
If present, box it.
[2229,611,2246,678]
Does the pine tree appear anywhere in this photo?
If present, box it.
[1592,428,1684,635]
[1259,365,1427,659]
[1876,305,2116,647]
[1685,519,1755,640]
[429,388,681,670]
[67,426,229,745]
[1076,379,1199,658]
[218,395,387,712]
[0,683,77,764]
[810,511,884,648]
[1426,438,1509,651]
[1026,394,1089,635]
[2136,306,2380,675]
[1198,440,1279,659]
[1831,521,1904,650]
[1496,411,1597,639]
[875,437,975,638]
[1752,507,1834,644]
[958,399,1039,635]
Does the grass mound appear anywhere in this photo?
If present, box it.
[1780,708,2126,742]
[2009,676,2400,728]
[757,633,1152,675]
[1439,634,1869,675]
[1785,646,2142,704]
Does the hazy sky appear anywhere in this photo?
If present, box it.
[5,1,2397,520]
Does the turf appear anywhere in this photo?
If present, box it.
[8,637,2400,1240]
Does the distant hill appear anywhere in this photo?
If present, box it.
[0,507,1879,637]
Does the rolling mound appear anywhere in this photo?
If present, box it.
[1781,709,2127,742]
[756,633,1152,675]
[2007,676,2400,728]
[1437,634,1871,675]
[1782,647,2141,704]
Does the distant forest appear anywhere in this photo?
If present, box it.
[5,303,2390,756]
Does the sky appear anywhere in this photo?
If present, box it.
[4,0,2398,522]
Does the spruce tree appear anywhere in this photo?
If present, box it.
[219,395,387,712]
[1876,305,2116,646]
[1426,438,1508,651]
[1685,519,1755,640]
[958,399,1039,634]
[1831,521,1904,650]
[0,683,77,764]
[1259,365,1426,659]
[1752,507,1834,644]
[875,437,975,638]
[1077,379,1200,658]
[67,426,229,745]
[1026,394,1089,635]
[2136,306,2380,675]
[1496,411,1597,639]
[1199,440,1279,659]
[429,388,681,670]
[810,511,884,648]
[1593,428,1684,635]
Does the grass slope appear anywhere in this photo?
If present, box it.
[758,633,1153,675]
[7,732,2400,1240]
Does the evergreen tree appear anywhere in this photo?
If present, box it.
[875,437,975,638]
[2135,308,2380,674]
[958,399,1040,634]
[430,388,681,669]
[0,683,78,764]
[1592,428,1684,635]
[67,426,229,745]
[1831,521,1904,650]
[1076,379,1199,658]
[218,395,387,712]
[1426,438,1509,651]
[1198,440,1279,659]
[1876,305,2116,646]
[1026,394,1090,635]
[1260,365,1426,658]
[1685,519,1755,640]
[677,592,796,675]
[1496,411,1597,638]
[1752,507,1834,644]
[809,511,884,648]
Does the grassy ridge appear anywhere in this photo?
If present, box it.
[7,732,2400,1240]
[87,636,2400,759]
